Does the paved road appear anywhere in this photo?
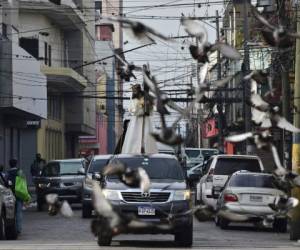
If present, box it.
[0,206,300,250]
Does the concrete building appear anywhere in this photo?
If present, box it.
[78,0,123,154]
[0,0,96,181]
[0,0,47,181]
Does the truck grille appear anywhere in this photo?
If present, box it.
[121,192,170,203]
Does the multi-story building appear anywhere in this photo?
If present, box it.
[0,0,96,181]
[78,0,123,154]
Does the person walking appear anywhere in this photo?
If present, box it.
[0,164,8,186]
[7,159,24,234]
[30,153,46,179]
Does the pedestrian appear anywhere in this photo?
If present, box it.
[0,164,8,186]
[7,159,27,235]
[30,153,46,179]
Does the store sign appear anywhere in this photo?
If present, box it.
[202,119,219,138]
[26,120,41,128]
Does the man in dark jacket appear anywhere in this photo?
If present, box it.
[30,153,46,179]
[7,159,23,234]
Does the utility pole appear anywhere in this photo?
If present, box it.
[242,0,252,154]
[216,10,224,153]
[278,0,292,170]
[290,5,300,241]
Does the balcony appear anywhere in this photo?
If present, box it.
[41,66,87,91]
[19,0,85,31]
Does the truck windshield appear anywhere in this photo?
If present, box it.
[88,159,110,173]
[214,158,261,175]
[111,157,184,180]
[42,161,83,176]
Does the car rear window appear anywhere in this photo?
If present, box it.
[185,149,201,158]
[201,149,218,160]
[229,174,274,188]
[214,158,261,175]
[111,157,184,180]
[88,159,110,173]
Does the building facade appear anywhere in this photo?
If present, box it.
[0,0,96,182]
[78,0,123,155]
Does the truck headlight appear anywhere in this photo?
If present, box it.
[173,190,191,201]
[38,183,50,188]
[84,177,93,189]
[102,189,119,201]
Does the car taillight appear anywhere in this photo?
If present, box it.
[224,193,238,202]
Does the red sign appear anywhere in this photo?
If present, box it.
[202,119,219,138]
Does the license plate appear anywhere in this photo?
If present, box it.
[250,195,263,202]
[138,207,155,216]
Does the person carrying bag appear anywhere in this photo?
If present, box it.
[15,170,31,203]
[7,159,30,235]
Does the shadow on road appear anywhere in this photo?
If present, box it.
[115,240,176,248]
[223,224,279,233]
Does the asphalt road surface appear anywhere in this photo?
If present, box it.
[1,205,300,250]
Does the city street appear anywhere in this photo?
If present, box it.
[1,206,300,250]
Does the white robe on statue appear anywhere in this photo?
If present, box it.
[121,98,158,154]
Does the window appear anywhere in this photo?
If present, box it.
[48,96,62,120]
[19,37,39,59]
[44,42,48,65]
[48,45,52,66]
[88,159,110,173]
[229,174,274,188]
[44,42,52,66]
[110,157,184,180]
[95,25,113,41]
[95,1,102,16]
[214,158,262,175]
[1,23,7,39]
[185,149,201,158]
[60,161,83,175]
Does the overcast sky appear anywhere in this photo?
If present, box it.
[121,0,224,127]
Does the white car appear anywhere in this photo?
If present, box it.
[215,171,286,232]
[196,155,264,209]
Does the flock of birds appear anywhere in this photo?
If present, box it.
[44,4,300,240]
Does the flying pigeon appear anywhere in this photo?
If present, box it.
[107,17,169,44]
[103,160,151,193]
[250,94,300,132]
[115,53,142,82]
[91,182,171,237]
[181,17,208,42]
[251,5,300,48]
[45,194,73,218]
[181,17,241,62]
[269,196,299,217]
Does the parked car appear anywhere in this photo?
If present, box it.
[82,154,112,218]
[184,148,218,169]
[34,159,86,211]
[215,171,287,232]
[186,163,204,189]
[195,155,264,209]
[184,147,204,168]
[187,163,204,178]
[96,154,193,247]
[0,176,17,240]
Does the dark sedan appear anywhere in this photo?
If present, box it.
[34,159,85,211]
